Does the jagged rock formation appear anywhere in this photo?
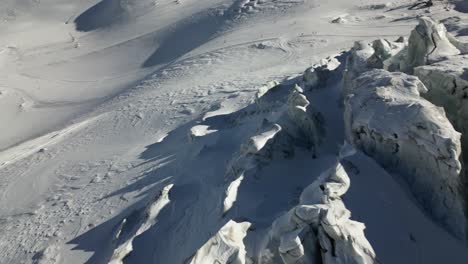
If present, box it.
[189,220,251,264]
[262,158,376,264]
[344,69,466,238]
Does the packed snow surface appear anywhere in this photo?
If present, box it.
[1,0,468,264]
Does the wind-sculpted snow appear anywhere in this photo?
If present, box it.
[262,154,376,264]
[344,69,465,238]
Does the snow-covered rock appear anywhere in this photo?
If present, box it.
[344,69,465,238]
[403,17,461,73]
[265,161,376,264]
[189,220,251,264]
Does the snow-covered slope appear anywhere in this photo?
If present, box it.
[1,0,468,264]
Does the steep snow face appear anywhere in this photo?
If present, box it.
[344,69,465,238]
[403,17,461,73]
[263,160,376,264]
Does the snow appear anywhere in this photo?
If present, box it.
[403,16,461,72]
[265,160,376,264]
[345,68,465,238]
[189,220,252,264]
[0,0,468,263]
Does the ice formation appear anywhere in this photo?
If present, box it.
[403,16,461,73]
[264,160,376,264]
[303,57,340,90]
[344,69,465,237]
[414,55,468,137]
[109,184,174,264]
[287,85,324,148]
[189,220,251,264]
[342,41,375,95]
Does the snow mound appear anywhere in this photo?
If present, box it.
[263,159,376,264]
[344,69,465,238]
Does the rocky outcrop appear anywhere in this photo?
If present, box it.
[344,69,465,238]
[263,159,376,264]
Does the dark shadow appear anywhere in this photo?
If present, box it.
[457,27,468,36]
[408,0,433,10]
[462,68,468,80]
[69,197,151,264]
[74,0,125,32]
[386,3,413,12]
[391,16,418,23]
[142,13,226,67]
[454,0,468,13]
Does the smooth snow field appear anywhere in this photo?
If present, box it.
[1,0,468,263]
